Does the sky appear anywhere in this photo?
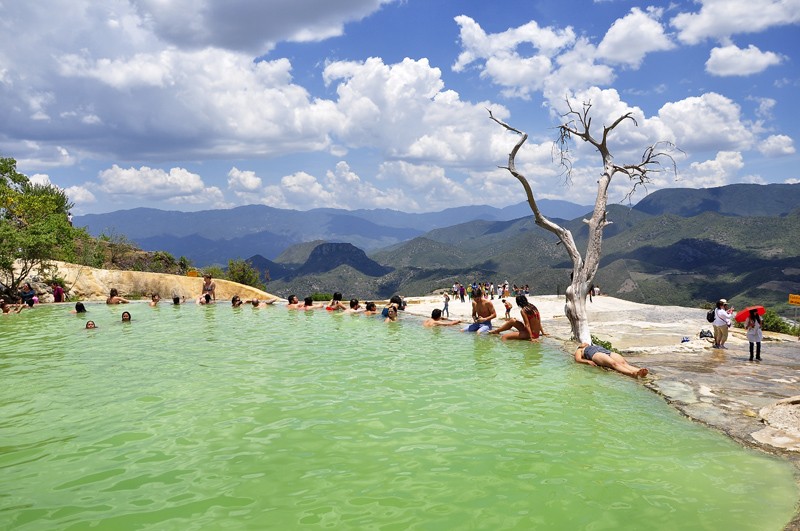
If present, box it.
[1,0,799,215]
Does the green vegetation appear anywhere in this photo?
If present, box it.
[225,259,266,291]
[590,335,617,353]
[0,156,84,299]
[762,309,800,336]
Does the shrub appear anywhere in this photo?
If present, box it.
[590,335,617,353]
[226,259,266,291]
[762,309,800,336]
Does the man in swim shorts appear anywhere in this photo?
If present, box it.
[462,287,496,334]
[574,343,648,378]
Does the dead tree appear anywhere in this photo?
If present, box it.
[490,101,678,343]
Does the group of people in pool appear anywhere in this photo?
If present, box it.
[70,277,648,378]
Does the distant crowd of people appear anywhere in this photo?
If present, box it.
[449,281,529,303]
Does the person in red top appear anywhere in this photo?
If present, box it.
[51,282,65,303]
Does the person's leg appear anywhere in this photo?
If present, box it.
[719,326,729,348]
[749,342,754,361]
[713,325,723,348]
[756,342,761,360]
[476,322,493,335]
[489,320,518,334]
[594,352,648,378]
[501,329,532,341]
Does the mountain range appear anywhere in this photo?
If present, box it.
[75,199,590,263]
[76,183,800,315]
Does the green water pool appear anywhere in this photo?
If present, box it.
[1,303,797,529]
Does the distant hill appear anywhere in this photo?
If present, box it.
[74,199,590,266]
[633,183,800,217]
[244,254,293,282]
[285,242,392,279]
[274,240,328,265]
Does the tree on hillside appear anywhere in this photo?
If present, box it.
[490,101,678,343]
[226,259,266,291]
[0,157,79,298]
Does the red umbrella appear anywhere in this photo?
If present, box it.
[735,305,765,322]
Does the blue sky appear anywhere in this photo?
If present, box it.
[1,0,798,214]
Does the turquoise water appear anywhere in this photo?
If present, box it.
[1,303,797,530]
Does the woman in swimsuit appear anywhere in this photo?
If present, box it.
[489,295,545,341]
[326,292,347,311]
[201,274,216,301]
[574,343,648,378]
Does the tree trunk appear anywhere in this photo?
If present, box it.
[565,280,591,344]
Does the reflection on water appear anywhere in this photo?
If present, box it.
[0,303,797,530]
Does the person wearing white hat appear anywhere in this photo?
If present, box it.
[712,299,734,349]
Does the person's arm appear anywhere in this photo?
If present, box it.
[574,344,597,366]
[534,311,546,337]
[471,301,479,321]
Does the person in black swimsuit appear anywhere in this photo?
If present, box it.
[574,343,648,378]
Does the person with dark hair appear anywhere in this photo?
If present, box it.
[19,283,36,306]
[2,300,25,314]
[246,297,278,308]
[149,294,160,307]
[51,282,65,303]
[200,274,216,301]
[489,295,546,341]
[502,299,512,320]
[286,295,303,309]
[172,296,181,305]
[382,295,405,319]
[302,297,323,310]
[71,302,87,313]
[85,320,97,329]
[231,295,243,307]
[345,299,363,313]
[326,292,347,311]
[106,288,129,305]
[363,302,378,315]
[423,308,461,327]
[574,343,648,378]
[462,287,496,334]
[745,309,763,361]
[197,293,213,305]
[390,295,406,311]
[384,305,398,323]
[121,311,132,322]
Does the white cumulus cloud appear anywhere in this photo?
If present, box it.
[758,134,796,156]
[671,0,800,45]
[596,8,675,67]
[706,44,783,76]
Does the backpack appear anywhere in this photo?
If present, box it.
[706,309,715,323]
